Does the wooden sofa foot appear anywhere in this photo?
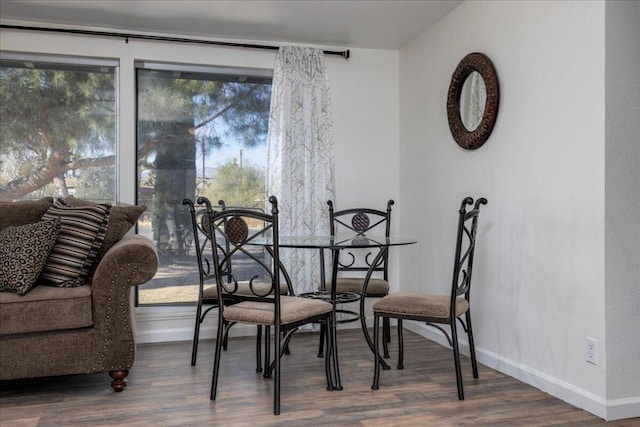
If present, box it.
[109,370,129,392]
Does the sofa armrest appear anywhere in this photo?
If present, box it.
[89,234,158,373]
[93,234,158,289]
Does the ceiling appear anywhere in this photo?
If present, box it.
[0,0,461,50]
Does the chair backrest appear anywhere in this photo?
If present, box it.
[200,196,286,310]
[328,200,394,280]
[450,197,487,309]
[183,198,229,293]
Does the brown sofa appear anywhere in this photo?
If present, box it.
[0,197,158,391]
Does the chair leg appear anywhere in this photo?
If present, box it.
[284,331,291,355]
[397,318,404,370]
[320,319,333,391]
[450,320,465,400]
[317,321,325,357]
[372,315,381,390]
[382,317,391,359]
[329,305,343,390]
[322,319,334,390]
[210,316,226,400]
[191,304,203,366]
[382,317,391,358]
[263,325,271,378]
[274,324,281,415]
[466,311,479,379]
[222,320,230,351]
[256,325,263,372]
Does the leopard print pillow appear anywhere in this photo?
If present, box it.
[0,218,61,296]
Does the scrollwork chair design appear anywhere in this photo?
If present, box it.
[199,196,334,415]
[371,197,487,400]
[316,200,395,357]
[186,199,292,372]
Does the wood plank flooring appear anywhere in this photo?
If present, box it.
[1,329,637,426]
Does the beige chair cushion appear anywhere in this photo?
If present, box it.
[372,291,469,320]
[202,280,289,299]
[224,296,332,326]
[324,278,389,296]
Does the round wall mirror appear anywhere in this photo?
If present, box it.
[460,71,486,131]
[446,53,499,150]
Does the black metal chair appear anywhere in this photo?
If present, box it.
[316,200,395,357]
[185,199,292,372]
[203,196,334,415]
[371,197,487,400]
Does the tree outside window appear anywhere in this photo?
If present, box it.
[0,57,117,202]
[136,65,272,305]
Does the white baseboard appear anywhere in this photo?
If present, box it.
[403,321,640,422]
[605,397,640,421]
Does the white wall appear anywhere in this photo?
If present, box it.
[331,49,400,210]
[0,24,400,340]
[398,0,631,419]
[604,0,640,417]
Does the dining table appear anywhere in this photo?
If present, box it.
[250,233,417,390]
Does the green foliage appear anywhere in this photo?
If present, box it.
[0,64,116,200]
[73,166,116,203]
[0,67,115,158]
[204,161,265,209]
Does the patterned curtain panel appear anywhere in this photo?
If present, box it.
[266,46,336,294]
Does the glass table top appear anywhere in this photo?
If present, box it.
[249,234,417,249]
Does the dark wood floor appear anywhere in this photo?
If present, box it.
[1,329,637,426]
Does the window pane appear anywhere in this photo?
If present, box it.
[0,57,117,202]
[136,65,272,305]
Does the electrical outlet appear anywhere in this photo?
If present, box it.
[586,337,598,365]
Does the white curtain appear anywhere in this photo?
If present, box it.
[266,46,336,294]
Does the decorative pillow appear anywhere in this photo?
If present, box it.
[0,218,61,295]
[39,199,111,287]
[0,197,54,232]
[61,196,147,260]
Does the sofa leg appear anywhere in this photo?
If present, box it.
[109,370,129,392]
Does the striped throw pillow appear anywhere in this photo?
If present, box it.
[39,199,111,287]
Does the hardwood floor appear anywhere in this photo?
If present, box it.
[1,329,637,426]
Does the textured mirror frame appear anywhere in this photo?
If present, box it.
[447,52,500,150]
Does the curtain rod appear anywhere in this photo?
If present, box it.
[0,24,351,59]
